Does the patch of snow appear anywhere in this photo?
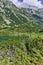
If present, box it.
[4,19,11,24]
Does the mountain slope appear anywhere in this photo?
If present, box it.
[0,0,43,65]
[0,0,43,34]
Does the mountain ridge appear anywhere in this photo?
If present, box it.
[0,0,43,33]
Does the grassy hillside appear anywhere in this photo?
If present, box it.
[0,0,43,34]
[0,0,43,65]
[0,34,43,65]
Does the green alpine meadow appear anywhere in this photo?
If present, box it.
[0,0,43,65]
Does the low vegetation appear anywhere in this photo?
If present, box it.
[0,0,43,65]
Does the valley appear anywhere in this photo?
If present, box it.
[0,0,43,65]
